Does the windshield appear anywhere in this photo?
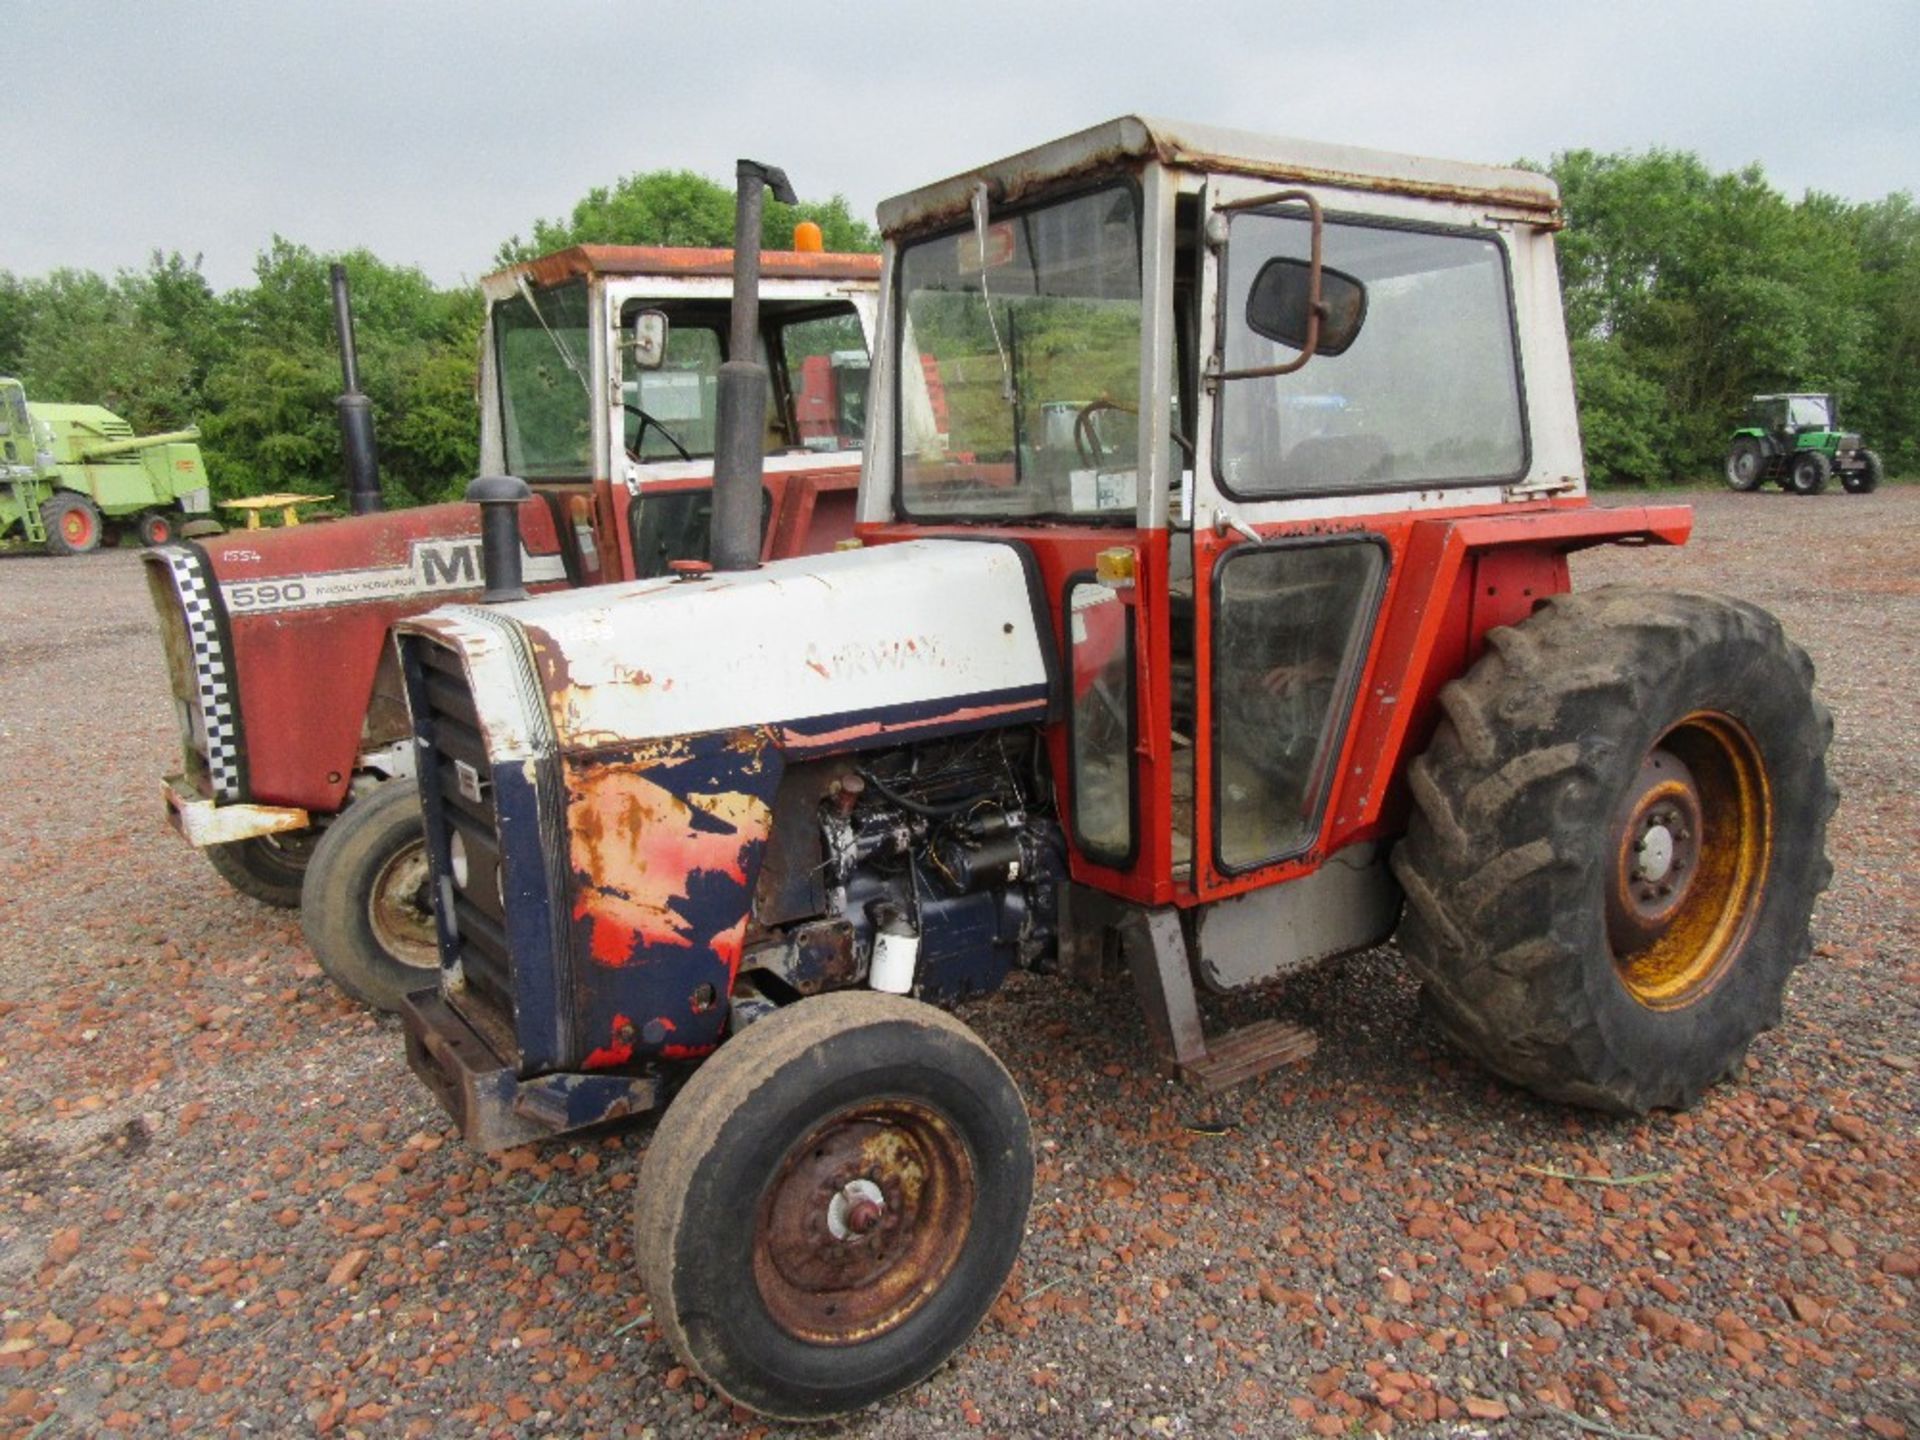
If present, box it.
[494,280,593,478]
[1786,396,1832,429]
[1218,213,1525,496]
[898,185,1142,519]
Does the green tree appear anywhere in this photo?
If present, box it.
[17,268,198,433]
[0,272,33,376]
[1539,148,1895,484]
[496,169,877,266]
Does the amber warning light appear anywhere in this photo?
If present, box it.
[793,221,824,253]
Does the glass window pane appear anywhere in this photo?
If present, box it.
[494,281,593,477]
[1218,215,1524,496]
[626,326,722,461]
[1069,582,1133,861]
[1214,542,1385,869]
[781,311,869,452]
[899,186,1142,519]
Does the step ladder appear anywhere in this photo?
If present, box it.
[1063,890,1320,1092]
[6,472,46,546]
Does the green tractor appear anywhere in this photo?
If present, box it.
[0,377,215,553]
[1724,392,1883,496]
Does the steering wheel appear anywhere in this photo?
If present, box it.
[1073,398,1138,468]
[624,403,691,463]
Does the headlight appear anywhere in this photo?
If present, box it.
[449,829,470,889]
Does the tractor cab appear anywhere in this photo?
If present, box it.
[1750,392,1836,435]
[857,116,1607,932]
[480,245,879,581]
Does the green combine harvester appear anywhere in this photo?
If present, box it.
[1724,392,1884,496]
[0,377,214,553]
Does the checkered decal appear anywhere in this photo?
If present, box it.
[157,548,243,801]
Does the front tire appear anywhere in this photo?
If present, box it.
[1391,588,1834,1114]
[41,493,103,555]
[299,781,439,1011]
[635,992,1033,1420]
[205,830,318,908]
[1723,438,1765,491]
[1842,449,1883,495]
[1788,451,1830,495]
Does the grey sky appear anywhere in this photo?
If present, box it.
[8,0,1917,292]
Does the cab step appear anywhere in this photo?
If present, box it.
[1114,904,1319,1091]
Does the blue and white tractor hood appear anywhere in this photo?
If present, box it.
[397,539,1056,761]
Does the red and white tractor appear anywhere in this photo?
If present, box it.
[143,235,877,1009]
[392,120,1832,1418]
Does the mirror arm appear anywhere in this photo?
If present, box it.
[1209,187,1326,383]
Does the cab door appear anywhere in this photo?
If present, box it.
[1184,181,1535,911]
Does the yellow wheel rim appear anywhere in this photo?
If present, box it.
[1607,712,1771,1010]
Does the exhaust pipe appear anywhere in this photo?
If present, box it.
[467,475,531,603]
[709,159,797,573]
[331,264,383,516]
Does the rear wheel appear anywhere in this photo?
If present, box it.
[1788,451,1830,495]
[1391,587,1834,1114]
[300,781,438,1011]
[635,992,1032,1420]
[1841,449,1883,495]
[1723,438,1766,491]
[205,830,319,908]
[138,511,177,546]
[41,494,103,555]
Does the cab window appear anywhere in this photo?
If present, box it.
[1217,214,1525,496]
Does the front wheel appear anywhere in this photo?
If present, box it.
[1391,588,1834,1114]
[1788,451,1830,495]
[635,992,1033,1420]
[1723,438,1766,491]
[205,830,319,908]
[299,781,439,1011]
[1842,449,1883,495]
[41,493,103,555]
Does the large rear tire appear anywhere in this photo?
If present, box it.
[1723,438,1766,491]
[299,781,439,1011]
[635,992,1032,1420]
[1391,588,1834,1114]
[1841,449,1883,495]
[205,830,319,909]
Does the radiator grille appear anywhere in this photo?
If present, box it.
[412,640,515,1016]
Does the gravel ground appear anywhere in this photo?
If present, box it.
[1,488,1914,1440]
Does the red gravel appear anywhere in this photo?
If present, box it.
[0,487,1915,1439]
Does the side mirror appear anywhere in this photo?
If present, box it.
[1246,258,1367,358]
[629,310,669,370]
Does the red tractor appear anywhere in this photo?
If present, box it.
[144,234,877,1009]
[393,122,1832,1419]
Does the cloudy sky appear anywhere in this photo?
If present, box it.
[9,0,1917,291]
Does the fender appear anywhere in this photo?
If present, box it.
[1326,502,1693,845]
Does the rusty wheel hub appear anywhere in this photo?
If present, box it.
[753,1102,974,1345]
[1608,713,1771,1010]
[1607,748,1704,952]
[368,839,439,971]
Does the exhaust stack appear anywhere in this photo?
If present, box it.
[709,159,797,573]
[467,475,531,603]
[331,263,383,515]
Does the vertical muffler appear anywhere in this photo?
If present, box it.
[331,263,384,516]
[709,159,797,573]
